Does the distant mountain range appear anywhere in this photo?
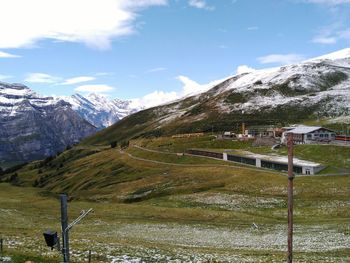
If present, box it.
[2,48,350,166]
[62,93,140,129]
[0,83,96,165]
[84,48,350,145]
[0,84,141,165]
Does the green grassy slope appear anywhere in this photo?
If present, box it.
[1,135,349,262]
[2,136,349,200]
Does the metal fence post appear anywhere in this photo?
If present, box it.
[60,194,70,263]
[88,250,92,263]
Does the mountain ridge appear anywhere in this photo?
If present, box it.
[62,92,141,129]
[83,48,350,145]
[0,82,97,165]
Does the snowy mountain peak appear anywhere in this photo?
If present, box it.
[0,82,36,97]
[0,82,68,117]
[62,92,141,128]
[307,47,350,62]
[0,82,141,129]
[87,92,107,103]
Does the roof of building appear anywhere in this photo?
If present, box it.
[288,126,322,134]
[227,150,322,167]
[285,126,334,134]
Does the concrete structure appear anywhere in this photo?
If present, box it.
[246,151,324,175]
[188,149,324,175]
[282,126,336,144]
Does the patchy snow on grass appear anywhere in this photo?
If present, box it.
[173,192,284,211]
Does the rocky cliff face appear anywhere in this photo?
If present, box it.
[0,83,97,164]
[63,93,140,129]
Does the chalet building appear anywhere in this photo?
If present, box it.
[245,125,283,138]
[282,126,336,144]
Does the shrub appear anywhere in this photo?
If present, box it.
[10,173,19,186]
[120,140,130,149]
[32,179,39,187]
[65,145,72,151]
[110,141,117,148]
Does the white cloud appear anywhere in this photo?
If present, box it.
[247,26,259,31]
[312,36,337,44]
[236,65,256,75]
[130,90,178,108]
[95,72,114,76]
[176,75,205,96]
[257,53,305,65]
[60,76,96,85]
[0,51,20,58]
[75,84,114,93]
[311,24,350,45]
[0,0,167,49]
[305,0,350,4]
[131,75,230,109]
[0,75,12,80]
[146,67,167,73]
[188,0,214,10]
[25,73,61,84]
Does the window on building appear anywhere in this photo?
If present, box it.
[293,166,303,174]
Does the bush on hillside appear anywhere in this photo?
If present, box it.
[110,141,117,148]
[120,140,130,149]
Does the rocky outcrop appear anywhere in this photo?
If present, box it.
[62,93,141,129]
[0,82,96,164]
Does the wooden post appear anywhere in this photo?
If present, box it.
[88,250,92,263]
[0,238,3,255]
[287,133,294,263]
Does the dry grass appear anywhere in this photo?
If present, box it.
[1,136,349,262]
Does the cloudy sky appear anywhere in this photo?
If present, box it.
[1,0,350,106]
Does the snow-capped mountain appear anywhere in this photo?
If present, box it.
[0,82,97,164]
[62,93,140,129]
[88,48,350,144]
[214,52,350,116]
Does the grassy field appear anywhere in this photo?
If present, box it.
[1,135,349,262]
[135,135,350,171]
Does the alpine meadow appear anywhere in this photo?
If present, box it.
[0,1,349,263]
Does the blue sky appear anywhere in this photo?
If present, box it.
[1,0,350,106]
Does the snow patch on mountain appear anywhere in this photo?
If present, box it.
[217,49,350,115]
[0,82,142,129]
[0,82,66,116]
[307,47,350,62]
[61,93,141,128]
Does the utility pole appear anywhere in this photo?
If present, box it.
[287,133,294,263]
[60,194,70,263]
